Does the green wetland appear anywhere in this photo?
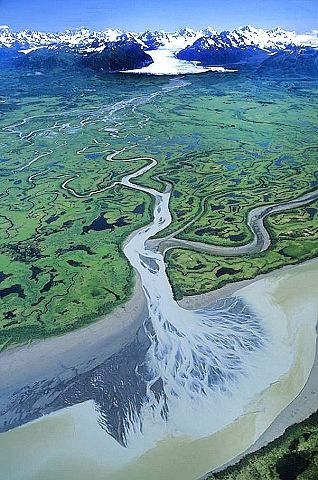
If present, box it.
[0,64,317,347]
[211,411,318,480]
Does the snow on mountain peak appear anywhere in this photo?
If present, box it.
[178,27,198,37]
[1,25,317,54]
[192,25,318,53]
[202,26,218,36]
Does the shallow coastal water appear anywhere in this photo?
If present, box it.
[1,260,317,480]
[0,67,318,480]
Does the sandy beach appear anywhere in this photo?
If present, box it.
[0,258,317,480]
[207,263,318,476]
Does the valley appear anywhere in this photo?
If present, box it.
[0,20,317,479]
[0,67,317,348]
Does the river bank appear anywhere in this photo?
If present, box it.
[179,256,318,310]
[0,273,147,398]
[0,258,317,480]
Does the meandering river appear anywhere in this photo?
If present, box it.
[108,134,318,447]
[1,77,318,480]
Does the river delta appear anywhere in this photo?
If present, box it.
[0,64,317,479]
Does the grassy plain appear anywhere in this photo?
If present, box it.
[166,200,318,299]
[0,64,317,345]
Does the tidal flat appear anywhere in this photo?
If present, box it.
[0,63,317,480]
[0,259,317,480]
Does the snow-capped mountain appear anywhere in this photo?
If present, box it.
[182,25,318,54]
[0,25,201,52]
[177,26,318,66]
[139,28,202,50]
[0,27,58,49]
[1,25,317,75]
[0,24,317,54]
[0,25,126,50]
[219,25,300,50]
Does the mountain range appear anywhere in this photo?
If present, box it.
[177,26,317,64]
[257,47,318,78]
[1,25,317,52]
[0,25,317,75]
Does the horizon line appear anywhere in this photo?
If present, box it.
[0,24,315,36]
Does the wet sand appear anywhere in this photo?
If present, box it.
[179,257,318,310]
[0,273,147,397]
[1,258,317,480]
[1,258,315,397]
[210,340,318,476]
[204,259,318,477]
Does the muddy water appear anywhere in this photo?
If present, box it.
[1,260,317,480]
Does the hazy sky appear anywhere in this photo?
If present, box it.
[1,0,317,33]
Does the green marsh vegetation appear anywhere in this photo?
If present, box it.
[166,200,318,299]
[0,64,317,346]
[209,411,318,479]
[0,68,160,346]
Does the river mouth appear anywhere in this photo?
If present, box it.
[1,72,318,480]
[0,259,317,480]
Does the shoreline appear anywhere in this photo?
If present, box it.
[0,273,147,398]
[1,257,317,480]
[210,339,318,477]
[179,256,318,310]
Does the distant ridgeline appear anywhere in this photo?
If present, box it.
[0,25,317,74]
[256,47,318,78]
[0,43,153,73]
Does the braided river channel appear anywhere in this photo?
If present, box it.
[0,77,318,480]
